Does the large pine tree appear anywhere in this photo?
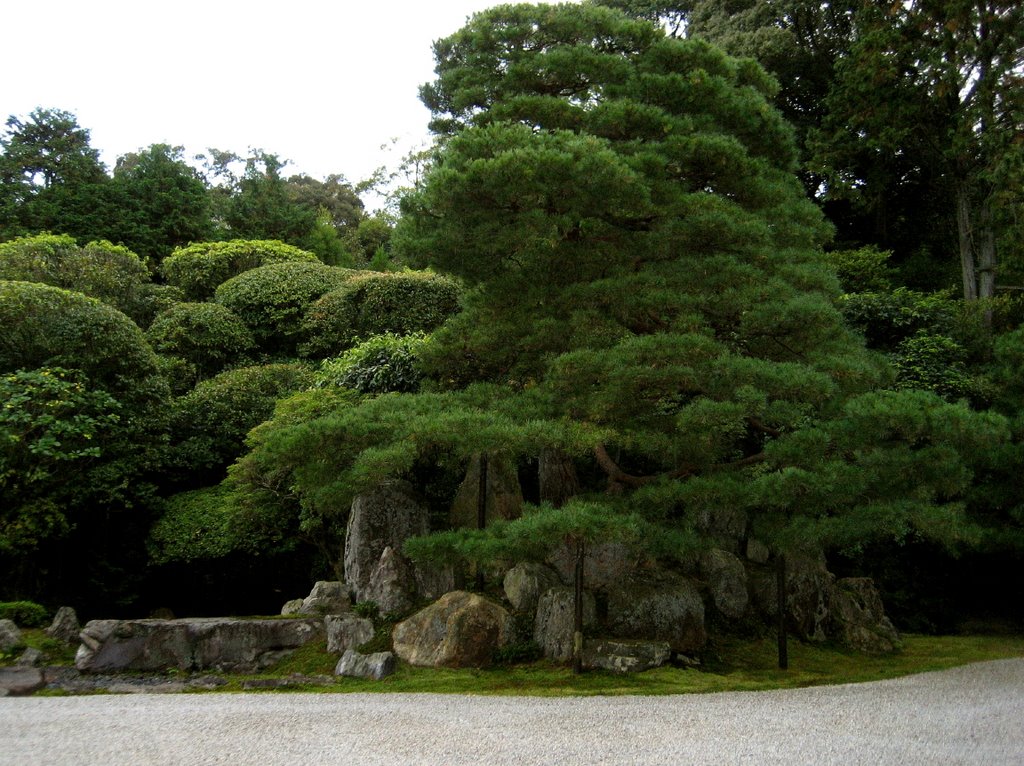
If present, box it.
[230,4,1006,660]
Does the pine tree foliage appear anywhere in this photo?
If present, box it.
[230,3,1007,571]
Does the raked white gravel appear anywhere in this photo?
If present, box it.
[2,658,1022,765]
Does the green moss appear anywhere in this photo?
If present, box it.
[0,628,78,668]
[235,632,1024,696]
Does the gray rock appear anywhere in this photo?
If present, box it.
[449,453,523,528]
[503,562,563,614]
[281,599,305,616]
[606,571,707,654]
[0,667,44,696]
[829,578,902,654]
[393,591,513,668]
[344,481,430,604]
[694,506,748,551]
[582,638,672,673]
[364,546,416,616]
[748,554,834,642]
[299,580,351,615]
[16,647,43,667]
[335,649,396,680]
[45,606,80,644]
[547,541,639,591]
[325,613,375,655]
[0,619,22,651]
[533,587,596,663]
[75,617,325,673]
[413,562,456,603]
[700,548,749,621]
[745,538,770,564]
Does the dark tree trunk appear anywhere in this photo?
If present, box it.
[572,536,585,675]
[475,454,488,590]
[776,553,789,670]
[957,183,979,302]
[539,448,580,508]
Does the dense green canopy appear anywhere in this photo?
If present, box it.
[230,4,1004,576]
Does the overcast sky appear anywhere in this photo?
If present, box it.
[3,0,550,190]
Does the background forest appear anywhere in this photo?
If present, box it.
[1,0,1022,636]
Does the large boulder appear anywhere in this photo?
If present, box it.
[344,481,430,604]
[75,617,325,672]
[700,549,749,621]
[449,454,523,528]
[363,546,416,616]
[45,606,81,644]
[0,667,44,697]
[693,506,748,553]
[748,554,834,642]
[0,619,22,652]
[829,578,902,654]
[503,562,562,614]
[606,571,706,654]
[393,591,513,668]
[325,614,375,655]
[299,581,350,615]
[582,639,672,674]
[547,541,639,591]
[533,587,596,663]
[335,649,396,680]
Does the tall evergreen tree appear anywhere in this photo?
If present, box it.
[230,3,1006,666]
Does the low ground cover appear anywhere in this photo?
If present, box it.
[8,628,1021,697]
[231,633,1024,696]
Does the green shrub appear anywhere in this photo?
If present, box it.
[0,601,49,628]
[0,281,169,411]
[315,333,430,394]
[302,271,461,357]
[215,262,357,356]
[892,332,975,400]
[146,302,256,381]
[148,485,238,564]
[0,233,162,326]
[839,288,959,350]
[166,363,314,481]
[161,239,319,301]
[823,246,897,294]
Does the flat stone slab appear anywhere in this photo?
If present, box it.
[75,617,325,673]
[582,638,672,673]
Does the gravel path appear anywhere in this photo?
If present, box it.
[2,658,1022,765]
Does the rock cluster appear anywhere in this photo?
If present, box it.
[344,481,453,614]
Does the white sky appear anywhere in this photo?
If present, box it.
[2,0,542,193]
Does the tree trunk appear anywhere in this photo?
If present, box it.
[957,184,979,301]
[539,448,580,508]
[776,553,789,671]
[572,536,585,675]
[978,199,996,325]
[475,454,488,591]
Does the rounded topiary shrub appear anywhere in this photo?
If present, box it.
[0,601,49,628]
[166,363,315,483]
[215,262,358,356]
[161,239,319,301]
[315,332,430,394]
[302,271,461,357]
[0,234,162,326]
[146,302,256,381]
[0,280,168,410]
